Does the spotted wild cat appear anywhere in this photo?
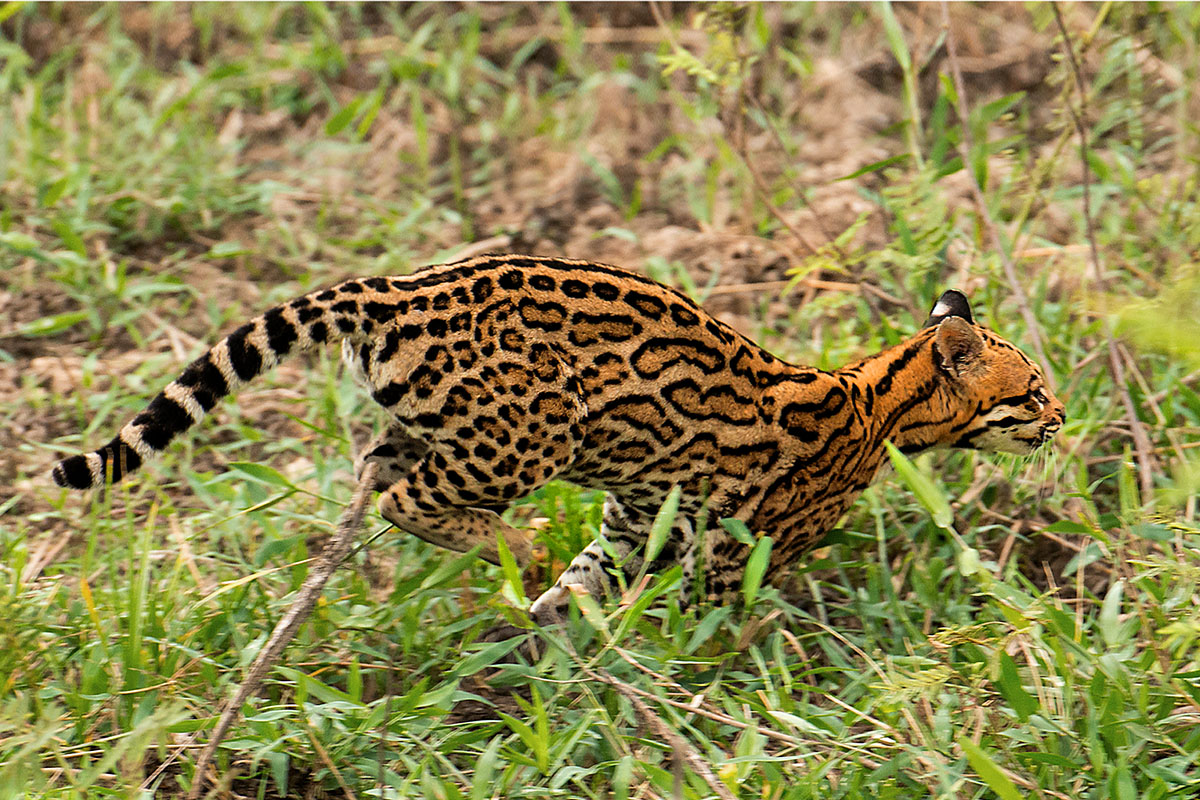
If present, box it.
[52,255,1064,620]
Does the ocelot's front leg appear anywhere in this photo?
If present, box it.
[528,496,692,624]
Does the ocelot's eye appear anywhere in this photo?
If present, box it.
[1030,388,1047,409]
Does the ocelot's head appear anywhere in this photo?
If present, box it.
[924,291,1065,455]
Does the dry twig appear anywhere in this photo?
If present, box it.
[185,463,379,800]
[743,90,840,246]
[940,3,1053,384]
[545,594,739,799]
[566,641,739,800]
[607,646,808,748]
[1049,3,1157,503]
[646,2,828,259]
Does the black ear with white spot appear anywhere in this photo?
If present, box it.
[923,290,973,328]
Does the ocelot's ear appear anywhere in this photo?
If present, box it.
[934,316,984,378]
[923,290,973,328]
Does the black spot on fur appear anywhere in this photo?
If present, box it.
[372,382,406,407]
[364,301,396,323]
[703,320,733,345]
[593,282,620,301]
[499,329,525,352]
[55,455,93,489]
[499,271,524,290]
[135,394,194,450]
[561,279,589,298]
[624,291,667,317]
[176,354,229,411]
[226,324,262,381]
[264,308,297,357]
[472,277,494,302]
[669,304,699,326]
[297,306,323,324]
[379,330,402,362]
[369,443,398,458]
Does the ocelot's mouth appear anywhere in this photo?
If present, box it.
[1010,422,1061,454]
[1037,422,1062,446]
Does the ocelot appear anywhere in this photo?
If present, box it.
[52,255,1064,620]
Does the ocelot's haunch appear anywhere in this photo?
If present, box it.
[52,255,1064,620]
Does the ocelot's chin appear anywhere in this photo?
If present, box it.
[978,434,1044,456]
[1002,431,1058,456]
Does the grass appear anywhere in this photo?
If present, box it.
[2,3,1199,798]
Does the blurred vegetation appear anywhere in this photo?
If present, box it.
[1,3,1199,798]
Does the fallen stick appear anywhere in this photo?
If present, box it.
[186,463,379,800]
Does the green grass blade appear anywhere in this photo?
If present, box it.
[959,737,1023,800]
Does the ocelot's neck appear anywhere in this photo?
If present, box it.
[835,328,963,457]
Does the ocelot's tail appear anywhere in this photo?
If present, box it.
[52,280,370,490]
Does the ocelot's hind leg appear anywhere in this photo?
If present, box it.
[377,449,542,567]
[376,355,587,568]
[355,423,428,492]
